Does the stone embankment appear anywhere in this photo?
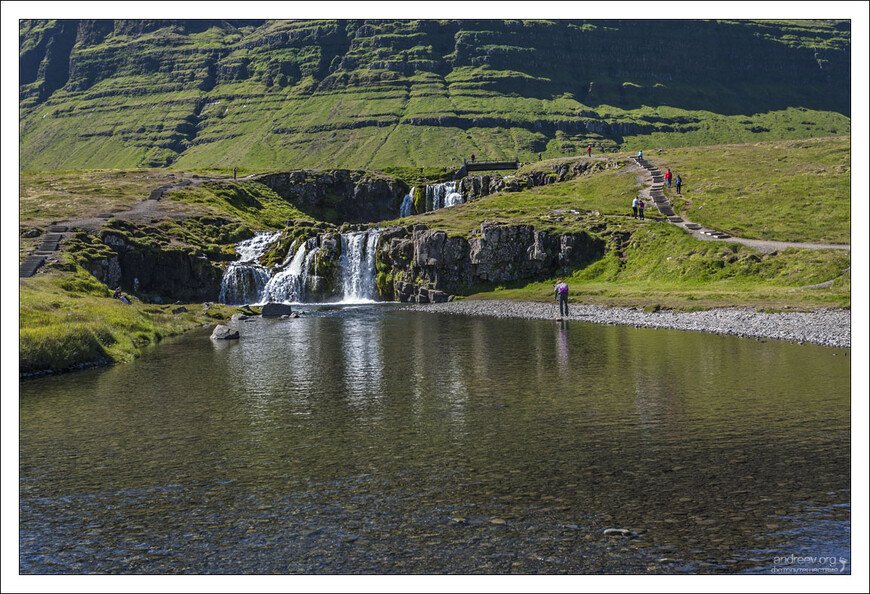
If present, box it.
[417,300,851,348]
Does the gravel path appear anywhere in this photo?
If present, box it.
[417,300,851,348]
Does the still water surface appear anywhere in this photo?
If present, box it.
[19,306,851,574]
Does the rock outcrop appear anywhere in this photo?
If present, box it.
[261,302,293,317]
[255,170,408,223]
[376,222,606,302]
[211,324,240,340]
[80,230,224,303]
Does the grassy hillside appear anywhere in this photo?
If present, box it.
[19,19,850,171]
[649,136,850,244]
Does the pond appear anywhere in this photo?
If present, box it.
[19,306,851,574]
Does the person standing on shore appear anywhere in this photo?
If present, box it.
[554,280,569,319]
[631,195,639,218]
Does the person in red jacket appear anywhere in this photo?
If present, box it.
[587,145,592,157]
[665,168,673,188]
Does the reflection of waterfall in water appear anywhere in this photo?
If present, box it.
[219,232,281,305]
[426,182,463,211]
[400,188,415,218]
[339,230,380,303]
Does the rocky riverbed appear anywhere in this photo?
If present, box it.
[418,300,851,348]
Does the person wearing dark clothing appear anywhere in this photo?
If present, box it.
[233,167,237,181]
[638,199,645,220]
[675,175,682,194]
[554,280,569,318]
[471,153,476,163]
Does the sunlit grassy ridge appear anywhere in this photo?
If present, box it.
[19,19,850,170]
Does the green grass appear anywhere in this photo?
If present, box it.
[382,155,645,235]
[647,136,850,243]
[19,20,849,171]
[19,262,244,376]
[458,223,851,310]
[162,180,316,230]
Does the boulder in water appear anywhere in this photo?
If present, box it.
[211,324,240,340]
[262,302,293,317]
[231,313,249,321]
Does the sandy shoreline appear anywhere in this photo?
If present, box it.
[417,300,851,348]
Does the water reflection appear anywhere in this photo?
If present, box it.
[19,308,850,574]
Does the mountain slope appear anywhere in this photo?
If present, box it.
[19,19,851,171]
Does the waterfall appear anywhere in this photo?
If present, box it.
[220,230,382,305]
[339,229,380,303]
[218,232,280,305]
[261,240,307,303]
[425,182,463,212]
[400,188,415,218]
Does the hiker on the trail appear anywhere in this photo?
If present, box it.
[233,167,237,181]
[631,195,639,219]
[554,280,569,319]
[665,168,672,188]
[638,198,645,220]
[587,145,592,157]
[637,150,643,159]
[675,175,682,194]
[471,153,476,163]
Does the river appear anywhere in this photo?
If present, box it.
[19,306,851,574]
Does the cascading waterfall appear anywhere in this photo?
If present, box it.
[218,231,281,305]
[260,240,307,304]
[339,229,381,303]
[425,182,463,212]
[220,230,382,305]
[399,188,415,218]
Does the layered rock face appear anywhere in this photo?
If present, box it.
[19,19,851,170]
[81,230,225,303]
[377,223,606,303]
[256,170,408,223]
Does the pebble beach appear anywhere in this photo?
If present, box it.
[418,300,852,348]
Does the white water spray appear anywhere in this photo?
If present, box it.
[339,229,381,303]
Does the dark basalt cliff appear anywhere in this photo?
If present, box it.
[19,19,850,170]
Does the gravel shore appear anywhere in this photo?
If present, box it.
[417,300,851,348]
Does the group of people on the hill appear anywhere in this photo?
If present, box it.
[664,168,682,193]
[630,159,683,220]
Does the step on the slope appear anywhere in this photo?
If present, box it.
[19,256,46,278]
[685,223,702,230]
[668,216,684,223]
[148,188,164,200]
[98,213,115,218]
[46,225,68,233]
[38,234,62,251]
